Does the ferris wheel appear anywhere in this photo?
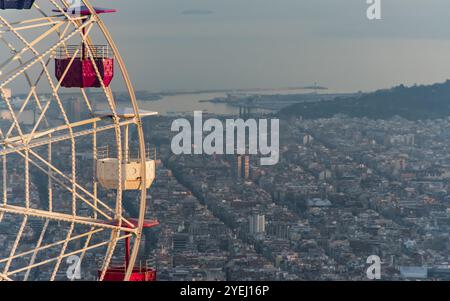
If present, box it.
[0,0,158,281]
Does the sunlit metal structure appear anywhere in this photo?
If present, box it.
[0,1,158,281]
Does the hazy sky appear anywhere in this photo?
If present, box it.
[49,1,450,92]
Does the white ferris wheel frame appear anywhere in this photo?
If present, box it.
[0,0,149,281]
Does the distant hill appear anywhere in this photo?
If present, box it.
[280,80,450,120]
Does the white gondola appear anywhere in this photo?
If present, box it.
[95,108,158,190]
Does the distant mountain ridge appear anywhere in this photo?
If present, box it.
[280,80,450,120]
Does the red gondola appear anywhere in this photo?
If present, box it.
[54,6,116,88]
[55,45,114,88]
[98,219,160,282]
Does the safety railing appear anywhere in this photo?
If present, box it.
[55,45,111,59]
[97,144,157,162]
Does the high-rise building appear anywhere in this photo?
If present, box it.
[243,155,250,179]
[249,214,265,235]
[172,233,189,252]
[233,155,243,178]
[68,96,83,120]
[303,134,314,145]
[232,155,251,180]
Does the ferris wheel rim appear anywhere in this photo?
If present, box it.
[83,0,148,281]
[0,0,150,281]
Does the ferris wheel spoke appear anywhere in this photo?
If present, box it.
[0,34,54,141]
[1,118,136,156]
[80,88,94,113]
[0,26,78,139]
[0,9,87,29]
[23,219,49,281]
[1,226,103,266]
[3,88,35,140]
[0,273,12,281]
[53,47,81,91]
[3,14,87,33]
[50,222,74,281]
[25,149,120,220]
[0,9,84,75]
[1,89,26,143]
[0,18,65,75]
[0,36,34,86]
[74,226,96,281]
[99,229,119,281]
[6,232,133,279]
[23,163,113,221]
[2,14,78,164]
[0,204,137,233]
[14,226,107,281]
[2,19,63,32]
[5,116,106,145]
[33,1,80,43]
[0,15,60,27]
[1,85,53,152]
[0,18,94,89]
[82,42,125,222]
[2,216,28,274]
[23,98,53,144]
[5,144,116,221]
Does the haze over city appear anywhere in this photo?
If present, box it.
[92,0,450,92]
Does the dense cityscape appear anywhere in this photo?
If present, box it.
[1,89,450,281]
[142,105,450,281]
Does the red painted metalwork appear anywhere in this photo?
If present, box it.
[54,6,116,88]
[53,6,116,15]
[99,267,157,282]
[55,58,114,88]
[99,219,159,281]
